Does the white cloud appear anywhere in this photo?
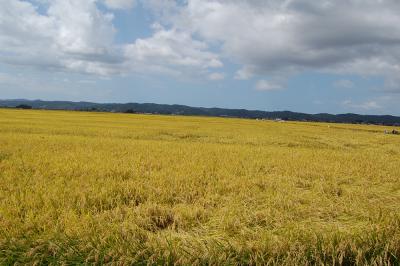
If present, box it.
[0,0,120,75]
[170,0,400,90]
[103,0,136,9]
[140,0,181,22]
[0,0,225,79]
[334,79,354,89]
[0,72,14,84]
[124,27,222,76]
[255,80,283,91]
[208,72,225,81]
[234,66,255,80]
[2,0,400,91]
[342,99,381,110]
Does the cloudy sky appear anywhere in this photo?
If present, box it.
[1,0,400,115]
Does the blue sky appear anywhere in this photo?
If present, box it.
[1,0,400,115]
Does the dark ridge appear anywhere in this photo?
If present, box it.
[1,99,400,126]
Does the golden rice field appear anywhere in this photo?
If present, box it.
[0,108,400,265]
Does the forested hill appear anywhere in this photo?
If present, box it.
[1,99,400,126]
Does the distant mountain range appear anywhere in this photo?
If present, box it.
[1,99,400,126]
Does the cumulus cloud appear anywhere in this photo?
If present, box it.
[0,72,14,84]
[208,72,225,81]
[0,0,221,77]
[334,79,355,89]
[255,80,283,91]
[342,99,381,110]
[234,66,255,80]
[173,0,400,90]
[103,0,136,9]
[124,27,222,76]
[0,0,120,75]
[2,0,400,90]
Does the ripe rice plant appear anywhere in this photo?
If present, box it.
[0,108,399,265]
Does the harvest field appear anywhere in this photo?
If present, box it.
[0,108,400,265]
